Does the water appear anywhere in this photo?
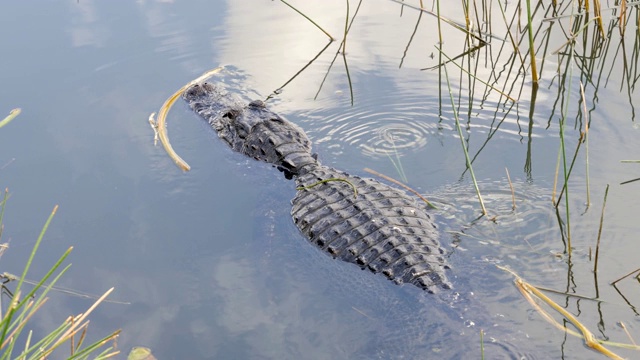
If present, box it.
[1,1,639,359]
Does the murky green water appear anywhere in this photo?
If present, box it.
[1,1,639,359]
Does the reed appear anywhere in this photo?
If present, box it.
[524,0,539,84]
[341,0,354,106]
[0,204,120,359]
[580,82,591,208]
[279,0,334,40]
[593,184,609,274]
[480,329,485,360]
[440,50,486,215]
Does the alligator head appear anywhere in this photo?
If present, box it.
[184,82,318,178]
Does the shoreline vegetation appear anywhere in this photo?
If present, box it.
[1,110,120,359]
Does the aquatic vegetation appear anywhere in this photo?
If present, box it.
[0,122,120,359]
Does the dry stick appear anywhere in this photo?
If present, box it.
[279,0,334,41]
[505,167,516,210]
[363,168,436,209]
[48,287,115,353]
[593,0,605,37]
[0,108,21,129]
[75,325,88,353]
[593,184,609,274]
[517,278,625,359]
[611,267,640,285]
[499,266,627,359]
[153,66,224,172]
[619,0,627,36]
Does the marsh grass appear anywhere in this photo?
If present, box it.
[0,196,119,359]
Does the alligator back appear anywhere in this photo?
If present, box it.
[184,82,318,177]
[293,165,451,293]
[184,79,451,293]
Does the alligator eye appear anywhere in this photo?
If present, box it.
[223,112,235,119]
[248,100,265,108]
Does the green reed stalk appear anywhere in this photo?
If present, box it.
[558,116,571,252]
[480,329,485,360]
[342,0,354,106]
[593,184,609,274]
[525,0,539,84]
[580,82,591,208]
[279,0,334,41]
[436,0,443,47]
[440,52,486,215]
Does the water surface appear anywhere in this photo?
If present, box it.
[0,1,639,359]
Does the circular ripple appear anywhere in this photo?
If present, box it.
[312,94,440,159]
[359,120,431,157]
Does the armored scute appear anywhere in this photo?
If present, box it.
[184,81,451,293]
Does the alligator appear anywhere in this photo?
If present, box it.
[183,81,452,293]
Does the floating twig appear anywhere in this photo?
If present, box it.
[499,266,630,358]
[152,66,224,172]
[0,108,21,129]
